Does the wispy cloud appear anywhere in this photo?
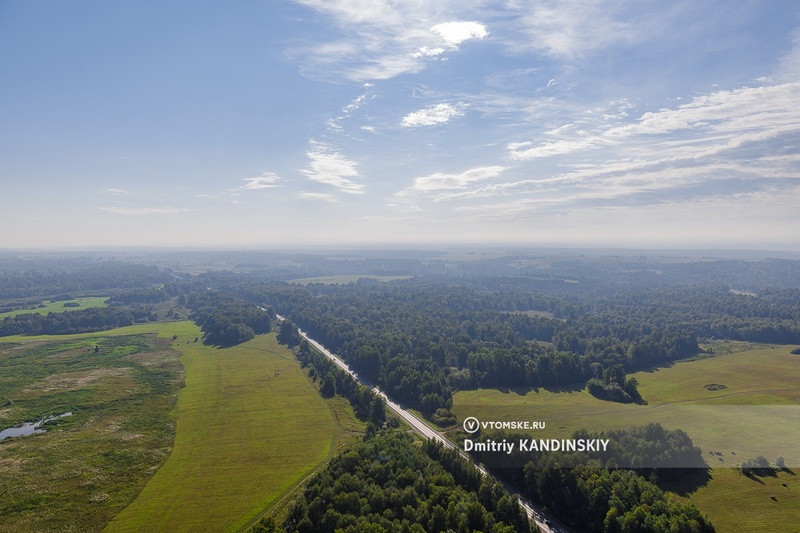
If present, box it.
[291,1,489,81]
[401,165,507,195]
[328,83,376,132]
[401,102,469,127]
[410,79,800,218]
[105,188,130,195]
[299,192,337,202]
[508,82,800,161]
[300,141,364,194]
[505,0,657,60]
[240,172,281,190]
[99,206,188,215]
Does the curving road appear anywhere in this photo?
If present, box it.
[276,314,569,533]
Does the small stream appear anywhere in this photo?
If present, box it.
[0,412,73,441]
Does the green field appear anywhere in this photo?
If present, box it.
[0,297,109,319]
[1,322,361,532]
[452,344,800,531]
[667,467,800,532]
[105,327,357,533]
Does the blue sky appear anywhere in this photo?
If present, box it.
[2,0,799,249]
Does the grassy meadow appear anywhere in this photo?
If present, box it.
[105,328,358,533]
[0,327,183,532]
[0,296,109,319]
[452,344,800,531]
[1,322,362,532]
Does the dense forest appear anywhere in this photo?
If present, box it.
[198,274,799,414]
[256,431,534,533]
[467,424,711,531]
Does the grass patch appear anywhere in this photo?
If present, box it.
[451,344,800,529]
[1,322,362,532]
[666,467,800,532]
[0,329,183,532]
[105,331,355,533]
[0,297,109,319]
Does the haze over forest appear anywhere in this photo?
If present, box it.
[2,1,799,250]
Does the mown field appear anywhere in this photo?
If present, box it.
[105,326,358,533]
[452,344,800,531]
[0,322,361,533]
[0,296,109,319]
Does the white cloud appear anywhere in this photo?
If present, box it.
[412,46,446,59]
[99,206,187,215]
[105,188,130,195]
[430,21,488,46]
[299,192,338,202]
[508,138,603,160]
[406,165,507,193]
[401,102,469,127]
[291,2,490,81]
[240,172,281,190]
[300,141,364,194]
[508,82,800,161]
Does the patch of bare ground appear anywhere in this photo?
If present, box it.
[20,367,132,394]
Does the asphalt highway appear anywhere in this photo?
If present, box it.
[276,314,570,533]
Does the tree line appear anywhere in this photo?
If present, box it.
[0,306,155,336]
[278,319,386,427]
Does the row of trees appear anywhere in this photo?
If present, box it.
[0,307,155,336]
[280,320,386,427]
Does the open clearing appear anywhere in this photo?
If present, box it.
[452,344,800,530]
[105,326,355,533]
[0,297,109,319]
[1,322,359,532]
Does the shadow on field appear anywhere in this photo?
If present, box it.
[744,472,767,484]
[492,382,585,395]
[660,468,713,496]
[542,381,587,393]
[634,361,678,374]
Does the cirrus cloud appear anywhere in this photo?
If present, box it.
[240,172,281,190]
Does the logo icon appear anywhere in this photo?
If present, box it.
[462,416,480,434]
